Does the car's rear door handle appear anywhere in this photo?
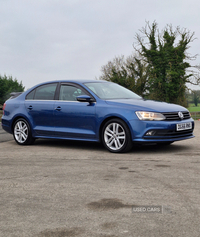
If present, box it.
[28,105,33,110]
[55,106,61,111]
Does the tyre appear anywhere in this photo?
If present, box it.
[13,118,34,145]
[102,118,133,153]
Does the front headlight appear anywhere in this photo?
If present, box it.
[135,111,165,121]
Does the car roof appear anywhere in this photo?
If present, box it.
[29,79,107,88]
[42,79,106,84]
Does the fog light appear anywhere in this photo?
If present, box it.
[145,130,156,136]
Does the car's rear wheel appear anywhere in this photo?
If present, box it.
[102,118,133,153]
[13,118,34,145]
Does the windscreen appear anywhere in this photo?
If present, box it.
[84,82,142,100]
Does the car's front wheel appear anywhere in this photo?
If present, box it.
[102,119,133,153]
[13,118,34,145]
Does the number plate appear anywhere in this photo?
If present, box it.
[176,122,192,131]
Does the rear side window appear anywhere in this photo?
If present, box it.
[26,83,57,100]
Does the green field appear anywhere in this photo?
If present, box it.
[188,104,200,112]
[187,104,200,119]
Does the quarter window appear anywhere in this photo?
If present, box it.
[26,90,35,100]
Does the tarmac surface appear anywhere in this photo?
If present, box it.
[0,124,13,143]
[0,122,200,237]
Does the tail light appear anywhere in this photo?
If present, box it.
[2,103,6,115]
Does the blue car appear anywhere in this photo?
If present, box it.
[1,80,194,153]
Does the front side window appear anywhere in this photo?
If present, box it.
[59,85,86,101]
[26,83,57,100]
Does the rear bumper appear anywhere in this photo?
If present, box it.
[1,119,13,134]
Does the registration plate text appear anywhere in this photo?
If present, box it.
[176,122,192,131]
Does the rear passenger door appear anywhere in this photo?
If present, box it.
[25,83,58,136]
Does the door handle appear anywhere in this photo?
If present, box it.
[55,106,61,111]
[28,105,33,110]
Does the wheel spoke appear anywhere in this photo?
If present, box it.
[113,123,118,133]
[21,132,27,141]
[116,131,124,136]
[18,121,22,130]
[105,127,113,137]
[19,134,23,143]
[106,137,115,147]
[114,138,120,149]
[112,123,116,133]
[116,138,123,147]
[117,134,125,140]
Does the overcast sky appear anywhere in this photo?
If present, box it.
[0,0,200,89]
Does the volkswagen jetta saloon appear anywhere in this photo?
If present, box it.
[1,80,195,153]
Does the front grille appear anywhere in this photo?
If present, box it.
[162,111,190,121]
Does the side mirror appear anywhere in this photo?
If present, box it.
[76,95,95,103]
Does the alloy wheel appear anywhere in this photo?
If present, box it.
[104,122,126,151]
[14,120,29,144]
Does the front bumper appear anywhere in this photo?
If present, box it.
[129,118,195,143]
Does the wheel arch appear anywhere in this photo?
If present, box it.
[11,115,32,133]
